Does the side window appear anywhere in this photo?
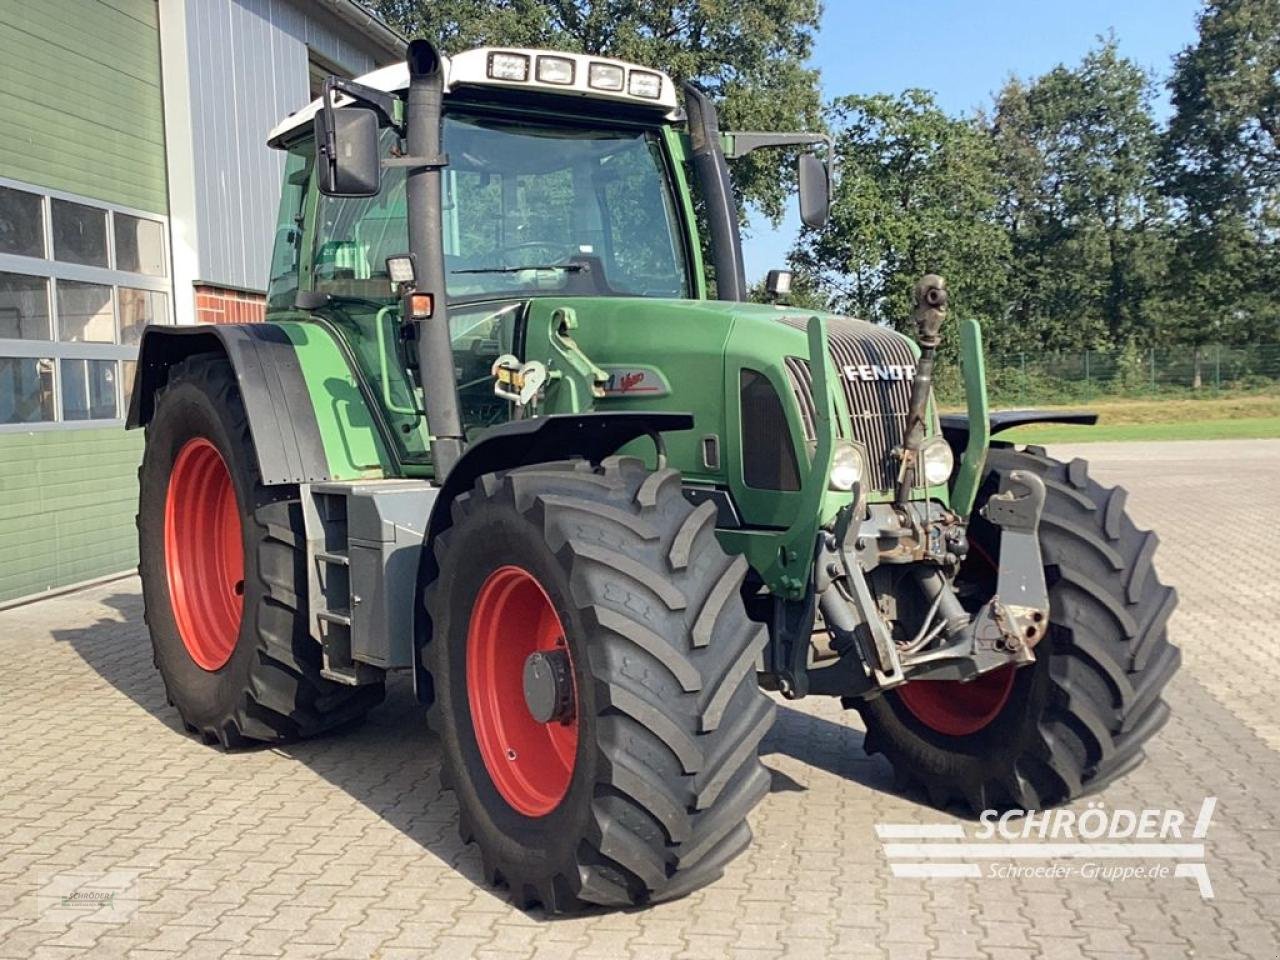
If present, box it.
[599,139,686,297]
[267,150,312,310]
[311,132,408,300]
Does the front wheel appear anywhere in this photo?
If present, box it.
[424,457,774,911]
[854,446,1180,812]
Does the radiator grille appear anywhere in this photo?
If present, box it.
[740,368,801,491]
[778,316,917,491]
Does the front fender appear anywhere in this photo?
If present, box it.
[412,411,694,704]
[426,411,694,544]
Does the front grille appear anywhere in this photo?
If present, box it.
[778,316,917,491]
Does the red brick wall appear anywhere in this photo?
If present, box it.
[194,285,266,325]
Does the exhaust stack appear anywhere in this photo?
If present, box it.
[404,39,465,478]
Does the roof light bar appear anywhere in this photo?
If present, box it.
[487,51,529,81]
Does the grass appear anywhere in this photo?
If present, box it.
[990,392,1280,444]
[1001,416,1280,444]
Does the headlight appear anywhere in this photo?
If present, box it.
[921,438,955,486]
[829,441,867,492]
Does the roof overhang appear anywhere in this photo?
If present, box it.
[267,46,681,147]
[313,0,406,61]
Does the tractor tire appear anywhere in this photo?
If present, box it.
[424,456,774,911]
[853,445,1180,812]
[137,353,383,747]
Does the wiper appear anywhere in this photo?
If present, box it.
[452,263,584,275]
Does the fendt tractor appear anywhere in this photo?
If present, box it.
[129,41,1180,910]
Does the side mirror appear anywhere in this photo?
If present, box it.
[798,152,830,229]
[314,104,380,197]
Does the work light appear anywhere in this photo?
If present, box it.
[587,62,624,91]
[487,52,530,81]
[536,56,575,85]
[628,70,662,99]
[385,254,416,285]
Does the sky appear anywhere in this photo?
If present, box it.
[740,0,1206,281]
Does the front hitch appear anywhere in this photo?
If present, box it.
[890,470,1049,682]
[816,470,1050,696]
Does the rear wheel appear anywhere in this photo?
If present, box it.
[854,446,1180,811]
[138,353,383,746]
[425,456,774,911]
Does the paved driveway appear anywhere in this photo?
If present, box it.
[2,439,1278,960]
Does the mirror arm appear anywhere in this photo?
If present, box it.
[722,131,828,157]
[321,76,402,133]
[722,131,835,188]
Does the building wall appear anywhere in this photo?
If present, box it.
[0,0,168,212]
[0,0,168,605]
[194,284,266,325]
[170,0,395,306]
[0,429,144,601]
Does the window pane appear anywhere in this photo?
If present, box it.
[0,186,44,258]
[121,360,137,409]
[51,199,109,267]
[60,358,118,420]
[0,356,55,423]
[119,287,167,344]
[0,272,51,339]
[114,214,166,275]
[57,280,114,342]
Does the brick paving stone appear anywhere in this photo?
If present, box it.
[2,439,1279,959]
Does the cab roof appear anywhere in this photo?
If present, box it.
[267,46,681,147]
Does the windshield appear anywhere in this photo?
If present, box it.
[311,114,690,303]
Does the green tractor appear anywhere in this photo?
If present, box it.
[129,40,1179,911]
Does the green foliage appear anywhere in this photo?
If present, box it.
[988,40,1170,353]
[370,0,825,221]
[1161,0,1280,347]
[789,90,1009,348]
[795,11,1276,359]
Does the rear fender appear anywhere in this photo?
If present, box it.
[127,322,390,485]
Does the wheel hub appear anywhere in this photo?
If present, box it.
[523,649,575,724]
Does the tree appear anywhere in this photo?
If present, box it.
[371,0,825,222]
[1162,0,1280,374]
[987,40,1169,353]
[789,91,1011,349]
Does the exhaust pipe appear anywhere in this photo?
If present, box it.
[404,39,465,478]
[895,274,947,505]
[682,83,747,302]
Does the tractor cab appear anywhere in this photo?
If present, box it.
[265,48,710,460]
[264,46,832,472]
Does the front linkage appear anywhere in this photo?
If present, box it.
[764,276,1049,703]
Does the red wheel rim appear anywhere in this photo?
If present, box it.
[896,665,1016,736]
[896,538,1017,736]
[164,437,244,671]
[466,565,578,817]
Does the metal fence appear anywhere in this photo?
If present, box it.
[933,343,1280,407]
